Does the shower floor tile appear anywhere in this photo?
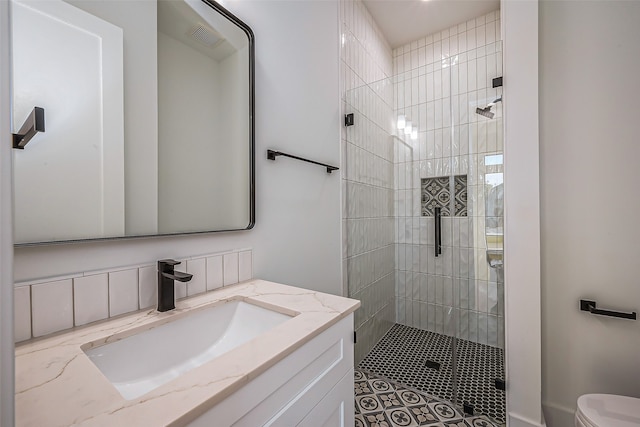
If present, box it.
[358,324,506,424]
[354,369,501,427]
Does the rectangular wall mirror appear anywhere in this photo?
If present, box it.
[11,0,254,245]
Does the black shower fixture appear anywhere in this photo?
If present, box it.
[476,105,495,119]
[475,96,502,119]
[344,113,354,126]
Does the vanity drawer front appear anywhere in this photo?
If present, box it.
[188,314,354,427]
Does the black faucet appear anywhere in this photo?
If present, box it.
[157,259,193,312]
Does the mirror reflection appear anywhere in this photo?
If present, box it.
[11,0,254,245]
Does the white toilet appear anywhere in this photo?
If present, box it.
[575,394,640,427]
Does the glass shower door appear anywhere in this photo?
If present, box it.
[346,36,506,426]
[451,40,506,424]
[393,53,460,412]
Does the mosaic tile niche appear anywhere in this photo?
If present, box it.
[421,175,468,217]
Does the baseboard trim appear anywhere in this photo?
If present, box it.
[508,411,547,427]
[542,401,575,427]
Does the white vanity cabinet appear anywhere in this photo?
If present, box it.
[15,281,360,426]
[189,314,355,427]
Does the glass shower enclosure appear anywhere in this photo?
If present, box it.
[344,41,505,423]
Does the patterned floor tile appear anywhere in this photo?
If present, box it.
[358,324,506,423]
[357,394,385,414]
[377,392,404,410]
[360,411,393,427]
[369,378,396,393]
[386,407,419,426]
[429,402,463,421]
[405,404,441,425]
[356,380,373,396]
[354,368,503,427]
[464,416,500,427]
[397,389,428,406]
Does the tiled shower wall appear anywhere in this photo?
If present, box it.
[340,0,395,363]
[392,11,505,348]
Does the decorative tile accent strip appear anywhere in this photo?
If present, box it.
[14,248,253,342]
[354,369,501,427]
[421,176,468,217]
[359,324,505,424]
[454,175,468,217]
[421,177,451,216]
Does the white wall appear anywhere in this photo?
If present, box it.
[0,1,14,423]
[502,0,543,426]
[13,0,342,298]
[539,2,640,426]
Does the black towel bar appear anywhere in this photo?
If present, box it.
[267,149,338,174]
[580,299,636,320]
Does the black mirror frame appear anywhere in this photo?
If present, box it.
[15,0,255,247]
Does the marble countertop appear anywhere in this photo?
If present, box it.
[15,280,360,426]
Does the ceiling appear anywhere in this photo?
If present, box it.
[362,0,500,48]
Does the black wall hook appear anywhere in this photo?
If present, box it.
[12,107,45,149]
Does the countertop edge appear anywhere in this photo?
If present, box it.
[15,279,360,427]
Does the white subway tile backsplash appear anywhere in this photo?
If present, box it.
[223,252,239,286]
[175,282,187,300]
[32,279,73,337]
[17,249,253,341]
[206,255,223,291]
[138,265,157,310]
[74,274,109,327]
[238,251,252,282]
[14,286,31,342]
[186,258,206,297]
[109,269,139,317]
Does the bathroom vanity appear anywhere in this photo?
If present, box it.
[15,280,359,426]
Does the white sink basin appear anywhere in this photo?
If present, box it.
[84,300,292,400]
